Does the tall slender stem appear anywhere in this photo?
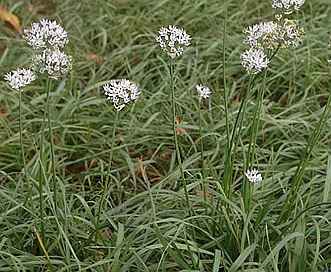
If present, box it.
[214,0,230,236]
[19,91,26,174]
[169,59,190,209]
[221,0,236,200]
[20,91,35,212]
[223,76,255,199]
[198,101,208,214]
[242,69,268,211]
[38,89,47,242]
[247,69,267,165]
[222,0,230,156]
[95,110,118,243]
[46,79,57,214]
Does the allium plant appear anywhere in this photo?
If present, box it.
[245,168,263,183]
[280,18,304,48]
[22,19,72,236]
[243,19,303,51]
[95,78,140,243]
[156,25,191,58]
[241,17,304,74]
[195,84,211,213]
[238,5,304,211]
[272,0,305,14]
[242,167,263,211]
[4,68,36,90]
[240,47,270,75]
[156,25,191,210]
[24,19,72,79]
[23,19,69,50]
[195,84,211,99]
[4,67,36,220]
[103,79,141,111]
[30,48,73,80]
[243,21,279,49]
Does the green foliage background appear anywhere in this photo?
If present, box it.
[0,0,330,271]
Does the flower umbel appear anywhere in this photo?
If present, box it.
[156,25,191,58]
[240,47,270,75]
[4,68,36,90]
[23,19,73,80]
[245,168,263,183]
[241,15,304,74]
[243,21,279,49]
[280,19,304,48]
[103,79,141,111]
[272,0,305,14]
[30,48,73,80]
[243,19,304,51]
[195,84,211,99]
[23,19,69,50]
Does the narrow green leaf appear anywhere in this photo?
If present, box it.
[212,249,222,272]
[260,232,303,269]
[153,222,190,269]
[228,244,257,272]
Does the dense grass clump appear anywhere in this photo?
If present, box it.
[1,0,331,271]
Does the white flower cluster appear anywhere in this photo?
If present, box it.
[241,16,304,74]
[243,19,304,51]
[23,19,69,50]
[328,38,331,64]
[243,21,279,49]
[156,25,191,58]
[240,48,270,75]
[272,0,305,14]
[4,68,36,90]
[103,79,141,111]
[195,84,211,99]
[31,48,73,80]
[24,19,72,79]
[245,168,263,183]
[280,19,304,48]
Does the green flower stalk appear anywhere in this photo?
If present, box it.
[156,25,191,208]
[23,19,73,233]
[4,68,37,229]
[94,79,141,244]
[4,69,36,180]
[157,25,192,209]
[196,84,211,214]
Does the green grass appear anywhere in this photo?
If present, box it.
[1,0,331,271]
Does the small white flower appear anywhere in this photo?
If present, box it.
[103,79,141,111]
[4,68,36,90]
[240,47,270,74]
[23,19,69,50]
[272,0,305,14]
[30,48,72,80]
[156,25,191,58]
[195,84,211,99]
[245,168,263,183]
